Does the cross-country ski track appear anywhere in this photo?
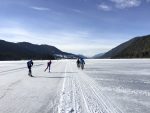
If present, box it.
[1,59,150,113]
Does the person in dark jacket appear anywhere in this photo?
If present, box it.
[27,60,33,77]
[76,58,80,68]
[45,60,52,72]
[80,58,85,70]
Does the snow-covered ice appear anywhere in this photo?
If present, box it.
[85,59,150,113]
[0,59,150,113]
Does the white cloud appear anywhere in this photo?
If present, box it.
[98,4,112,11]
[0,27,44,43]
[30,6,50,11]
[110,0,141,8]
[99,0,150,10]
[0,27,117,56]
[0,28,30,36]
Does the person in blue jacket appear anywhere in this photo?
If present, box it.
[27,59,34,77]
[80,58,85,70]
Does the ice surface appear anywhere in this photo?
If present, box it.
[85,59,150,113]
[0,60,64,113]
[0,59,150,113]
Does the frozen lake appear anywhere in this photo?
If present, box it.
[0,59,150,113]
[85,59,150,113]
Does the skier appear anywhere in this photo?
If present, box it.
[80,58,85,70]
[27,59,33,77]
[45,60,52,72]
[76,58,80,68]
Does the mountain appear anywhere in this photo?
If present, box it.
[101,35,150,58]
[77,54,88,59]
[0,40,78,60]
[92,53,105,59]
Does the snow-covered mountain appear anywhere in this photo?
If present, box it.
[0,40,78,60]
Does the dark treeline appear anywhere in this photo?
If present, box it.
[101,35,150,58]
[0,40,76,60]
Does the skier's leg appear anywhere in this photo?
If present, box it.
[29,67,33,77]
[81,64,84,70]
[29,68,31,75]
[28,67,31,75]
[30,68,33,77]
[77,63,79,68]
[49,66,50,72]
[45,66,48,72]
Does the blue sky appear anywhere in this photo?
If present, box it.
[0,0,150,56]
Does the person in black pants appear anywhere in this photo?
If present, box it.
[80,58,85,70]
[27,60,33,77]
[76,58,80,68]
[45,60,52,72]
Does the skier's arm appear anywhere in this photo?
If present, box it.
[31,62,33,66]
